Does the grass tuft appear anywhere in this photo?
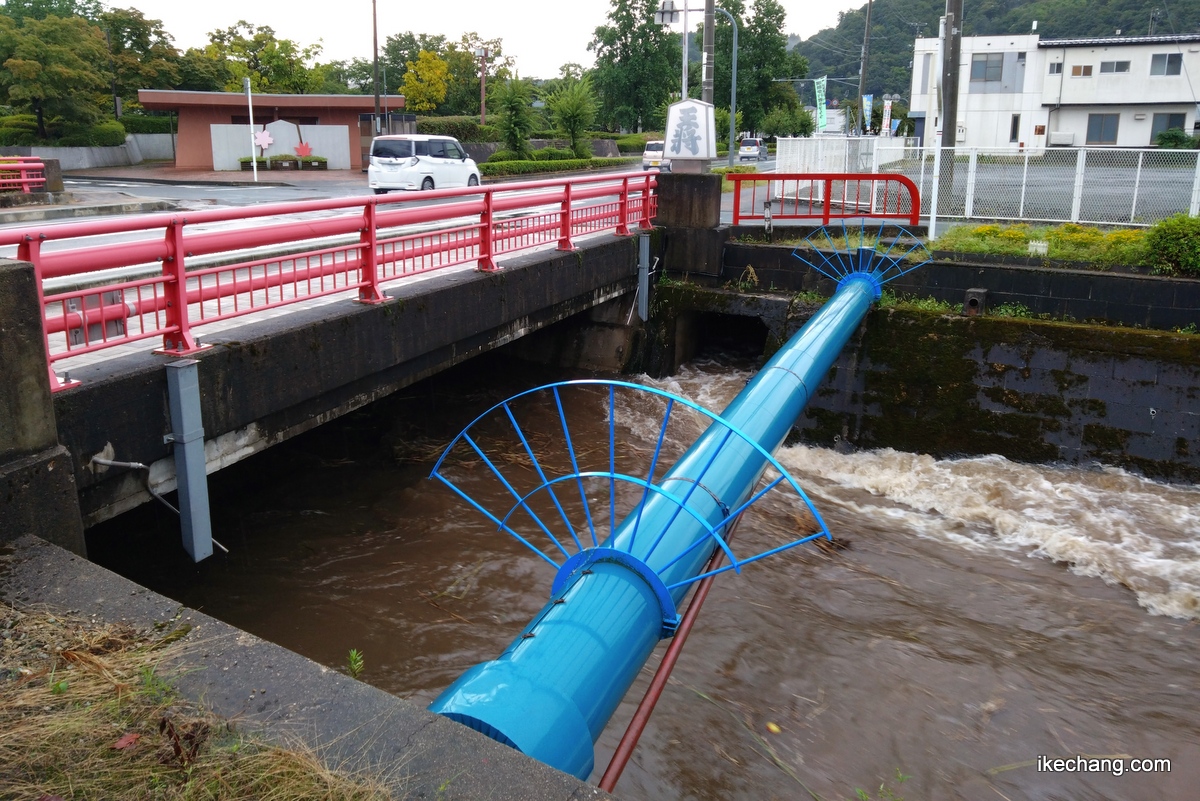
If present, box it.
[0,603,392,801]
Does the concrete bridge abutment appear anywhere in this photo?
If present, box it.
[0,260,86,555]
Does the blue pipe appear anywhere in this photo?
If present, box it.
[430,273,883,778]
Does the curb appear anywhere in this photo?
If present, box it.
[0,199,178,225]
[64,173,294,188]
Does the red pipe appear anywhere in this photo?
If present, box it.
[598,516,744,793]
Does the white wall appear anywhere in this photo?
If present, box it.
[129,133,175,161]
[30,143,139,170]
[210,119,351,170]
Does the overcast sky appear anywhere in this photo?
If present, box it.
[123,0,867,79]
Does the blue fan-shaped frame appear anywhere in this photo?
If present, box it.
[429,380,831,594]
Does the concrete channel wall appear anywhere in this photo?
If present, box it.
[646,284,1200,482]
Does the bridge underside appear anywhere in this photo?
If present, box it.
[53,236,642,529]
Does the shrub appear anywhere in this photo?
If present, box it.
[616,133,659,153]
[479,157,639,177]
[0,128,38,146]
[56,121,126,147]
[238,156,268,164]
[1155,127,1199,149]
[492,79,537,159]
[1144,213,1200,276]
[488,149,517,162]
[120,114,173,134]
[531,147,573,161]
[414,116,499,142]
[299,155,327,164]
[267,153,298,163]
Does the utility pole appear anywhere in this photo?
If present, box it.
[702,0,716,103]
[857,0,873,134]
[372,0,380,134]
[940,0,962,148]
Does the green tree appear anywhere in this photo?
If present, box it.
[402,49,449,112]
[760,104,813,138]
[739,0,805,132]
[0,0,102,22]
[176,46,228,92]
[589,0,678,131]
[493,77,536,159]
[548,78,598,157]
[99,8,180,106]
[383,31,447,87]
[205,21,323,93]
[713,106,744,145]
[0,13,109,137]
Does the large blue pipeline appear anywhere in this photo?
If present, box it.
[428,230,930,779]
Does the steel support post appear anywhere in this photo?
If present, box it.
[358,202,386,303]
[1070,148,1087,222]
[965,148,978,219]
[1189,150,1200,217]
[165,359,213,562]
[638,233,650,322]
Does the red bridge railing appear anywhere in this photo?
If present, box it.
[730,172,920,227]
[0,171,657,392]
[0,157,47,193]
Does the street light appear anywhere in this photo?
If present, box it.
[474,47,489,125]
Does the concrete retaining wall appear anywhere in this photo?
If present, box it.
[647,285,1200,482]
[129,133,175,160]
[723,242,1200,332]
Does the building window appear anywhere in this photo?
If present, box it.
[1099,61,1131,73]
[1010,114,1021,143]
[970,53,1003,81]
[1151,113,1188,143]
[1049,62,1063,75]
[1070,64,1093,77]
[1150,53,1183,75]
[1086,113,1120,145]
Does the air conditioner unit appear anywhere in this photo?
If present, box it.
[1048,131,1075,146]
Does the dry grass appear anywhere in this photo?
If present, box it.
[0,603,393,801]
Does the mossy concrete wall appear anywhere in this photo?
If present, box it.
[645,284,1200,482]
[723,242,1200,332]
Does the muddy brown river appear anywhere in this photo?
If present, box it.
[89,352,1200,801]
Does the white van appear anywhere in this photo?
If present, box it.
[367,134,481,193]
[642,140,670,171]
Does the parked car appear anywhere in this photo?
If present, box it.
[642,140,670,171]
[739,138,767,161]
[367,134,481,193]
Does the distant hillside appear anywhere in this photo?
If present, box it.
[790,0,1200,101]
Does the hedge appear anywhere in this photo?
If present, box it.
[415,115,499,142]
[120,114,173,134]
[479,157,639,178]
[0,116,127,146]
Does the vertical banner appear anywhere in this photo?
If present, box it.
[814,76,827,132]
[881,99,893,137]
[862,94,874,133]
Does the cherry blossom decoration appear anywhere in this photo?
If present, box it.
[253,130,274,152]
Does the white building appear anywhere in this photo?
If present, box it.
[908,32,1200,149]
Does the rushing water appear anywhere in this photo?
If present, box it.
[89,353,1200,801]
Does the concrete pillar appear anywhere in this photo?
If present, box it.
[0,259,86,555]
[656,172,727,277]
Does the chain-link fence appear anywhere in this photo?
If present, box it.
[871,144,1200,228]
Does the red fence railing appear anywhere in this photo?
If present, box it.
[0,157,47,193]
[730,172,920,227]
[0,171,657,392]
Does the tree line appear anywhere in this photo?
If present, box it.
[0,0,811,143]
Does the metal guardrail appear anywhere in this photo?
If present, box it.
[873,145,1200,228]
[0,172,657,392]
[729,172,921,227]
[0,157,47,193]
